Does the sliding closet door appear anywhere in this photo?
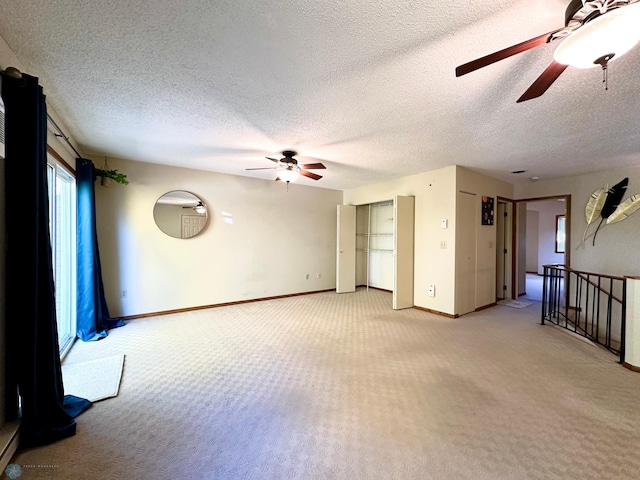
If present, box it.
[393,195,415,310]
[336,205,356,293]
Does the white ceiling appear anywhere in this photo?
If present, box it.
[1,0,639,191]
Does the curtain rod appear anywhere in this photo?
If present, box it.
[2,65,83,159]
[47,115,83,159]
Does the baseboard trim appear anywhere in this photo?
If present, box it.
[0,421,20,475]
[121,289,336,320]
[355,285,393,293]
[518,292,526,297]
[623,362,640,373]
[413,306,458,318]
[367,286,393,293]
[475,302,497,312]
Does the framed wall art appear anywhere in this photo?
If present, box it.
[481,196,494,225]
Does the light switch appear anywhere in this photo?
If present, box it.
[441,219,448,229]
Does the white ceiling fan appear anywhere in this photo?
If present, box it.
[456,0,640,102]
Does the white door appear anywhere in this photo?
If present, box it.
[336,205,356,293]
[495,201,513,300]
[181,215,206,238]
[393,195,415,310]
[456,191,477,315]
[496,202,506,299]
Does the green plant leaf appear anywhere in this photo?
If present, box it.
[95,168,129,185]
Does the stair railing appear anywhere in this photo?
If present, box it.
[541,264,626,363]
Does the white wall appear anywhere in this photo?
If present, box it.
[344,165,513,316]
[526,210,539,272]
[516,165,640,278]
[456,167,514,309]
[527,200,566,274]
[92,156,342,317]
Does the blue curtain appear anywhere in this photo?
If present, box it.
[1,72,91,447]
[76,158,125,341]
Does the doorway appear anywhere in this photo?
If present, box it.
[518,196,570,301]
[496,199,513,300]
[336,196,415,309]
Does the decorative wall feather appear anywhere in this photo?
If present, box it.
[582,184,608,246]
[592,177,629,245]
[606,194,640,225]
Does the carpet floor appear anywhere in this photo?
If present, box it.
[9,288,640,479]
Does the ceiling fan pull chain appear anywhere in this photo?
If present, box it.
[603,63,608,90]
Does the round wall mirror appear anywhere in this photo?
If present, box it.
[153,190,208,239]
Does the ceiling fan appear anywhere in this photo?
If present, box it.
[182,201,207,214]
[455,0,640,102]
[245,150,326,183]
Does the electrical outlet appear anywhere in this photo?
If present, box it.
[121,290,127,298]
[440,241,447,249]
[305,274,310,280]
[316,273,321,279]
[428,284,435,297]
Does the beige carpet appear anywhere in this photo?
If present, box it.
[9,289,640,479]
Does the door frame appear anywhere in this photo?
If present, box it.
[508,194,571,299]
[515,194,571,270]
[497,196,515,300]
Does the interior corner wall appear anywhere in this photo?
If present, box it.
[92,156,342,317]
[456,167,514,311]
[515,164,640,278]
[344,166,457,315]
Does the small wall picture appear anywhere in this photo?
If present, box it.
[482,196,494,225]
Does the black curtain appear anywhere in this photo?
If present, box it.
[2,72,90,447]
[76,158,124,341]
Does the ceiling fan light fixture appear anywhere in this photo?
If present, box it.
[553,3,640,68]
[195,204,206,214]
[276,165,300,183]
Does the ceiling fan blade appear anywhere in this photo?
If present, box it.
[455,29,562,77]
[301,162,326,170]
[275,177,281,182]
[300,170,322,181]
[517,61,568,103]
[266,157,280,163]
[245,167,276,170]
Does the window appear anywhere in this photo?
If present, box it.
[47,153,77,357]
[555,215,566,254]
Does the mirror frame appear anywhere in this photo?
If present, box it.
[153,190,209,239]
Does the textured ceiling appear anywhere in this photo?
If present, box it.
[1,0,639,191]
